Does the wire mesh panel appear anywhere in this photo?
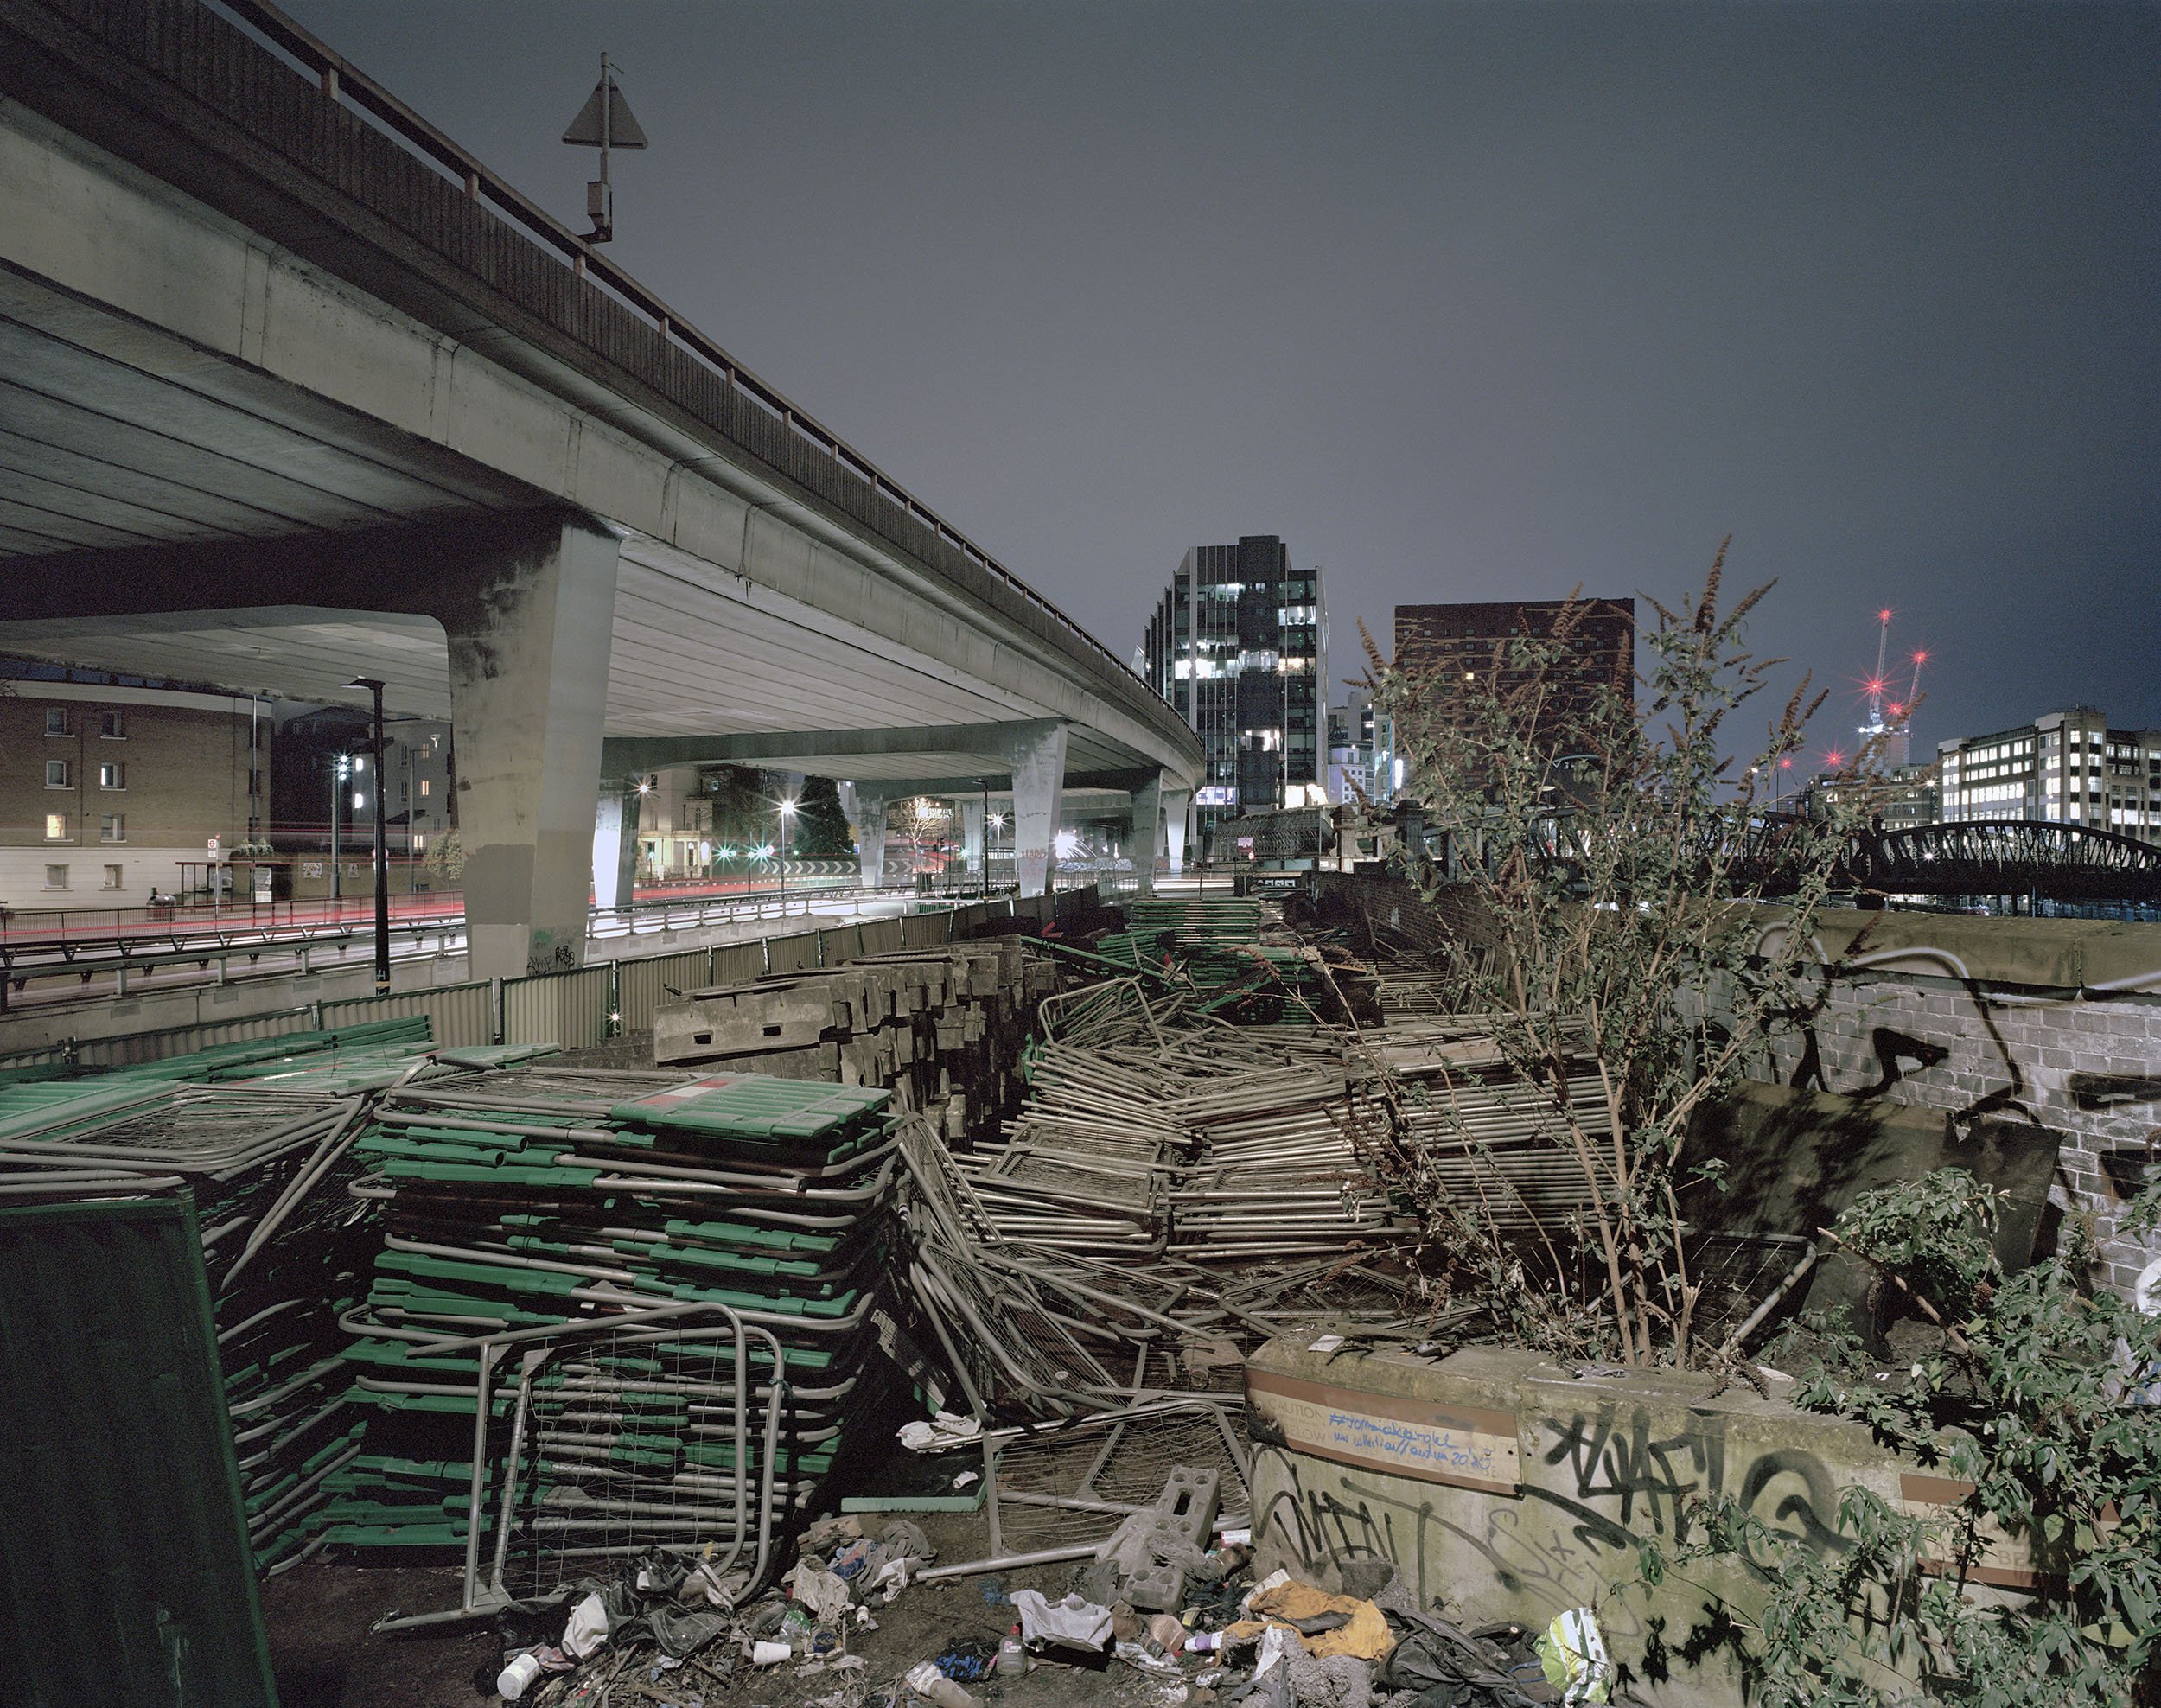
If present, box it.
[483,1315,784,1603]
[989,1401,1249,1556]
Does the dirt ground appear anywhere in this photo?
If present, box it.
[263,1510,1194,1708]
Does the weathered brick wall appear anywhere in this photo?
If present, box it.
[1744,914,2161,1304]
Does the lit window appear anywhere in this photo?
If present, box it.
[43,864,67,889]
[44,709,70,736]
[45,759,69,788]
[418,778,431,797]
[100,813,125,843]
[413,834,425,853]
[99,762,124,790]
[100,711,125,739]
[44,813,67,841]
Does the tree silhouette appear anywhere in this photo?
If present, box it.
[792,774,856,859]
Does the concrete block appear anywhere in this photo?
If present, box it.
[1247,1341,2037,1708]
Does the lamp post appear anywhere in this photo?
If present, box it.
[987,811,1008,894]
[778,797,797,913]
[328,753,346,903]
[345,679,391,993]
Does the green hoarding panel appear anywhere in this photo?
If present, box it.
[0,1195,277,1708]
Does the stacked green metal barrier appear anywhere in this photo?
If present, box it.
[325,1068,906,1568]
[1092,895,1331,1021]
[0,1023,571,1571]
[0,1023,433,1571]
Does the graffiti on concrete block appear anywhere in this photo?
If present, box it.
[2069,1072,2161,1113]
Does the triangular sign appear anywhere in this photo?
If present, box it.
[563,74,648,149]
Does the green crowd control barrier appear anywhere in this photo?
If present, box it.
[324,1063,912,1576]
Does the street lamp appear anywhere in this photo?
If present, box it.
[778,797,797,913]
[346,679,391,994]
[329,752,349,902]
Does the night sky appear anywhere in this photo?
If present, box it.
[277,0,2160,760]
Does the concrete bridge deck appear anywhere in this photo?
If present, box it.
[0,0,1202,976]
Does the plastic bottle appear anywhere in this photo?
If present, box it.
[905,1660,985,1708]
[496,1653,543,1700]
[997,1625,1027,1679]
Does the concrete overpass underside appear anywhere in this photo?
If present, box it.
[0,0,1201,974]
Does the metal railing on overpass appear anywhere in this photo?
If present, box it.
[156,0,1166,722]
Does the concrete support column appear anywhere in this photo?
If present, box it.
[1010,722,1068,898]
[1165,788,1192,876]
[851,793,889,889]
[590,779,641,912]
[1128,774,1163,895]
[442,517,620,978]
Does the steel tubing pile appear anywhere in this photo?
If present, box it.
[653,940,1054,1143]
[327,1067,906,1571]
[1359,1067,1613,1233]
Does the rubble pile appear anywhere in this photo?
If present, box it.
[653,938,1054,1141]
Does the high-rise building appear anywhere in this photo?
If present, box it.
[1139,537,1325,835]
[1326,689,1400,806]
[1804,762,1940,832]
[1938,710,2161,844]
[1392,598,1635,754]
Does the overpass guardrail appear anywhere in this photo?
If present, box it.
[115,0,1177,739]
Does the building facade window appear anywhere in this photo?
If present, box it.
[45,759,70,788]
[44,813,67,841]
[104,864,124,889]
[44,864,67,889]
[99,762,125,790]
[100,711,125,738]
[44,708,70,736]
[99,813,126,843]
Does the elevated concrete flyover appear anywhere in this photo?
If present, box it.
[0,0,1200,976]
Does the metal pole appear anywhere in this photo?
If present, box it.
[328,754,340,903]
[351,678,391,994]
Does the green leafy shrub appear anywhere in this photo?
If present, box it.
[1636,1165,2161,1705]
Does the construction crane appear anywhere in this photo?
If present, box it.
[1864,607,1893,736]
[1858,609,1922,768]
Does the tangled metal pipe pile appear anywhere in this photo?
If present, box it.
[895,915,1616,1421]
[0,1017,488,1571]
[325,1066,908,1598]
